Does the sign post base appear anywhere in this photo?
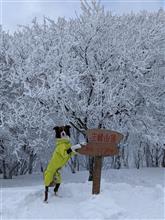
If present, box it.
[92,156,102,194]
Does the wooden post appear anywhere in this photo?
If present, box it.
[92,156,102,194]
[77,129,124,195]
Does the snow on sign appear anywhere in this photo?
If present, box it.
[78,129,124,156]
[78,129,124,194]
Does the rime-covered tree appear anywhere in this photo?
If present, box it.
[0,1,165,179]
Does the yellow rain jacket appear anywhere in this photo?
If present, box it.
[44,138,75,186]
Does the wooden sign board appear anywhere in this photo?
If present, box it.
[87,129,123,144]
[77,129,124,195]
[78,129,123,156]
[78,143,119,156]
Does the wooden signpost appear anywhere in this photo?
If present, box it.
[77,129,124,194]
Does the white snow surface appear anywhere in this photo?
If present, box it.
[1,168,165,220]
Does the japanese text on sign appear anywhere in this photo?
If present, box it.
[89,132,116,143]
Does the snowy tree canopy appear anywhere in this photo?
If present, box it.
[0,1,165,177]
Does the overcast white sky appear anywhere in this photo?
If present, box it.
[1,0,164,33]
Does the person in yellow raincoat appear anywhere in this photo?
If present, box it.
[44,125,82,202]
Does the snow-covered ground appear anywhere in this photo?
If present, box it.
[1,168,165,220]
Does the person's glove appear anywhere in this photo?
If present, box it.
[71,144,82,153]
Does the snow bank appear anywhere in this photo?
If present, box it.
[1,168,164,219]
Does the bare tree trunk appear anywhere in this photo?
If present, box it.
[114,155,121,169]
[19,160,28,175]
[161,148,165,167]
[40,162,44,173]
[88,156,94,181]
[28,152,37,174]
[145,143,152,167]
[73,155,78,171]
[8,162,20,179]
[2,160,7,179]
[155,148,159,167]
[2,161,20,179]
